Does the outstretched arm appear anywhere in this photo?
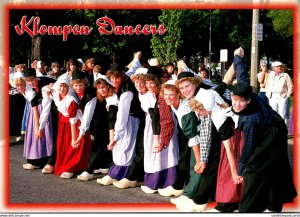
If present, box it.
[223,138,243,184]
[125,51,142,77]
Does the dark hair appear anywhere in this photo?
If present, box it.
[177,71,194,80]
[232,83,253,100]
[200,68,209,74]
[24,68,36,78]
[165,62,174,68]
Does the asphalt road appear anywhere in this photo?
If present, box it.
[5,136,299,213]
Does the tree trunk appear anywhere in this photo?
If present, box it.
[112,52,116,64]
[31,36,42,62]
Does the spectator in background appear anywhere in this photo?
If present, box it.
[93,64,102,83]
[257,61,270,105]
[281,63,292,123]
[198,63,206,73]
[198,67,232,105]
[164,62,177,81]
[82,58,95,86]
[199,67,209,81]
[47,62,63,80]
[36,61,46,77]
[266,61,293,125]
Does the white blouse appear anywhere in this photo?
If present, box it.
[113,91,133,142]
[39,86,81,130]
[171,99,200,147]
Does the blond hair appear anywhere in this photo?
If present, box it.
[14,64,26,72]
[14,77,26,87]
[159,83,180,98]
[130,73,146,83]
[93,64,102,73]
[70,79,88,88]
[82,58,95,71]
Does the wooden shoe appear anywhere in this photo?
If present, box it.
[203,208,220,212]
[170,195,189,205]
[158,186,183,197]
[77,171,94,181]
[97,175,115,186]
[113,178,137,189]
[176,199,207,212]
[42,164,54,174]
[140,185,157,194]
[60,172,73,179]
[16,136,24,142]
[93,168,109,175]
[23,163,40,170]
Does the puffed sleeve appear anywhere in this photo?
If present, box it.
[237,115,258,175]
[218,117,235,141]
[113,91,133,141]
[68,100,79,124]
[125,58,142,77]
[39,85,53,130]
[158,97,174,148]
[233,55,250,86]
[181,112,200,147]
[24,83,36,102]
[79,97,97,136]
[198,116,212,163]
[30,94,40,107]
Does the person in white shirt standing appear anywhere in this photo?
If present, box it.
[266,61,293,125]
[257,61,270,105]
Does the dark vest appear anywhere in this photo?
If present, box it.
[116,77,144,118]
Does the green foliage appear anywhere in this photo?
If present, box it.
[267,10,293,38]
[151,10,183,66]
[260,9,293,65]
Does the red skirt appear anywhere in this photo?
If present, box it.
[215,129,244,203]
[54,114,91,176]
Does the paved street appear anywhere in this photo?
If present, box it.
[4,136,299,213]
[8,141,178,212]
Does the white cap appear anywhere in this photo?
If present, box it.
[165,79,176,86]
[77,58,84,66]
[95,74,112,86]
[148,58,160,66]
[194,89,215,111]
[271,61,282,67]
[135,67,148,75]
[57,74,70,87]
[13,71,25,79]
[37,61,43,69]
[194,88,225,111]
